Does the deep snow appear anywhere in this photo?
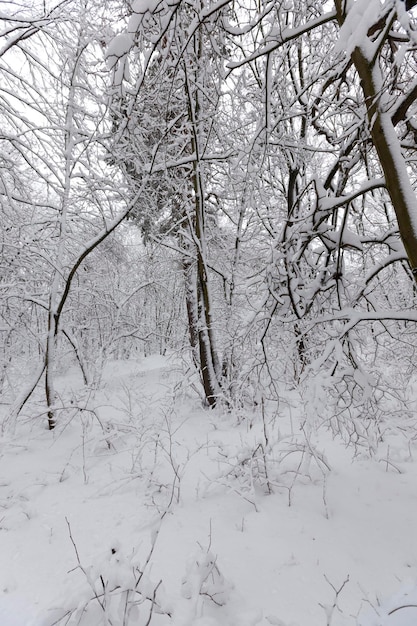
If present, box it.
[1,356,417,625]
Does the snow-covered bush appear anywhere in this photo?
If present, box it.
[50,540,172,625]
[181,549,234,608]
[208,426,331,508]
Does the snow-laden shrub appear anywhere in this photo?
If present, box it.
[49,541,172,625]
[181,549,234,608]
[301,364,417,465]
[175,548,236,626]
[207,427,331,508]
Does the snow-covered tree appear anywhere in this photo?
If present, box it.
[107,0,238,406]
[0,0,144,429]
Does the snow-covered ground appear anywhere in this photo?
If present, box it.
[1,356,417,625]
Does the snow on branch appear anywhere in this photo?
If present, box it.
[227,11,337,69]
[334,0,389,60]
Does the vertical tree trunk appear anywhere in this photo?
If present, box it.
[335,1,417,278]
[44,59,76,429]
[181,34,222,406]
[45,306,58,430]
[182,255,199,363]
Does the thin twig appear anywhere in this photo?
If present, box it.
[388,604,417,615]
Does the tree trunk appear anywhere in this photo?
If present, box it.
[335,1,417,278]
[45,308,58,430]
[183,255,199,364]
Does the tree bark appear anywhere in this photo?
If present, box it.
[335,0,417,279]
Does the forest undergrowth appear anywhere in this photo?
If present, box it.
[1,355,417,626]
